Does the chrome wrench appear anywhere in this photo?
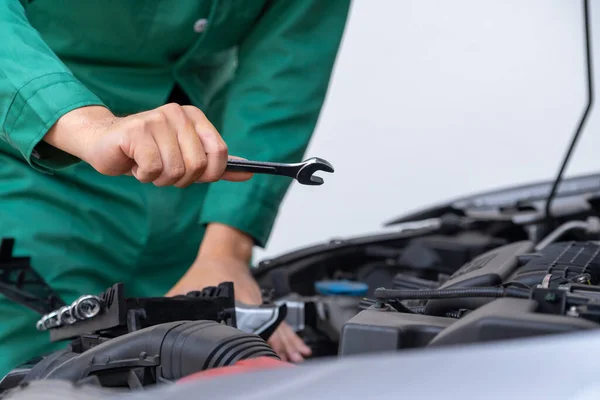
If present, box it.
[226,157,334,186]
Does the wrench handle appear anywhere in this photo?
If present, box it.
[226,158,297,178]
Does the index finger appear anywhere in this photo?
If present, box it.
[182,106,251,183]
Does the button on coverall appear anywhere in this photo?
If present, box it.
[0,0,350,376]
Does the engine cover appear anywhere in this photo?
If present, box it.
[339,241,600,356]
[509,241,600,287]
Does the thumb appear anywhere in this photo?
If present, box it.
[221,155,253,182]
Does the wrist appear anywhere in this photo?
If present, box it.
[43,106,116,162]
[199,223,254,264]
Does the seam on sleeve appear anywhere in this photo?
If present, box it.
[3,72,72,127]
[4,75,75,135]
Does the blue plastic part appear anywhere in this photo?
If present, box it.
[314,280,368,296]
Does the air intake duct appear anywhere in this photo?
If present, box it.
[33,320,278,383]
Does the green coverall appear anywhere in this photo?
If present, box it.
[0,0,350,376]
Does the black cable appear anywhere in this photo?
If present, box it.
[374,286,530,301]
[360,297,430,314]
[409,306,427,314]
[545,0,594,223]
[501,281,531,290]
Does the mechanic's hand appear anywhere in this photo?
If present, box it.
[167,258,312,362]
[267,321,312,363]
[166,223,312,362]
[44,105,252,187]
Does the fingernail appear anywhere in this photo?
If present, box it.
[290,352,303,363]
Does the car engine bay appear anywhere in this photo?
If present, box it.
[1,1,598,397]
[255,172,600,358]
[3,171,600,395]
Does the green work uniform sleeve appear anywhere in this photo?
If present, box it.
[199,0,351,248]
[0,0,106,173]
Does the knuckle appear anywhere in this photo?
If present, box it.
[149,110,168,125]
[162,103,186,120]
[136,172,154,183]
[146,162,163,176]
[182,105,206,120]
[168,166,186,180]
[190,158,208,174]
[137,176,152,183]
[216,142,228,156]
[127,118,147,134]
[162,102,179,111]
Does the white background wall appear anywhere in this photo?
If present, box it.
[254,0,600,261]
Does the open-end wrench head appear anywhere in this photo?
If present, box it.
[295,157,334,185]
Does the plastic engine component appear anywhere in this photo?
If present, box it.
[437,240,534,289]
[509,241,600,287]
[425,241,534,316]
[339,298,600,357]
[428,298,599,347]
[28,320,278,383]
[424,241,600,316]
[339,307,453,356]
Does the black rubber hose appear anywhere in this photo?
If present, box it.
[374,287,530,301]
[42,320,278,382]
[407,305,427,314]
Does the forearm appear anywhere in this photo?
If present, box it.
[165,223,259,298]
[43,105,115,162]
[198,222,254,264]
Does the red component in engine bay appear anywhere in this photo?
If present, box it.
[177,357,292,382]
